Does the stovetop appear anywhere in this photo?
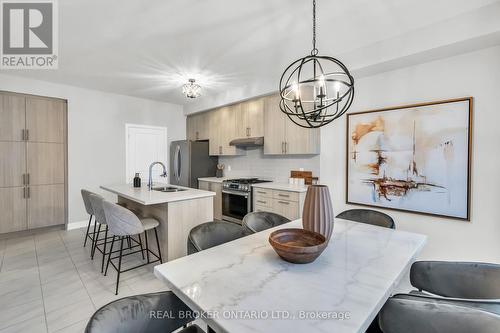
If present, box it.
[222,178,272,192]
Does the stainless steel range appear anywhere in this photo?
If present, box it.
[222,178,271,223]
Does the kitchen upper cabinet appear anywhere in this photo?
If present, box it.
[236,98,264,138]
[263,94,320,155]
[209,106,245,156]
[187,112,210,141]
[0,93,25,142]
[26,97,66,143]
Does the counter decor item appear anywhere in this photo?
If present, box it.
[216,164,224,178]
[290,170,313,185]
[133,173,141,188]
[302,185,334,241]
[269,228,327,264]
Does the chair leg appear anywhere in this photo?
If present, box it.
[83,215,92,247]
[144,230,150,263]
[91,224,102,259]
[138,234,145,260]
[104,235,115,276]
[90,219,98,254]
[115,237,124,295]
[101,225,108,273]
[154,228,162,263]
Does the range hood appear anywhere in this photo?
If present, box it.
[229,137,264,147]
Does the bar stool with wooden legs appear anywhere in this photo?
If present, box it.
[102,200,163,295]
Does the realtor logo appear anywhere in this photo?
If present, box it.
[1,0,58,69]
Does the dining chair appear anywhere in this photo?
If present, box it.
[187,221,248,255]
[102,200,163,295]
[410,261,500,299]
[336,209,395,229]
[378,294,500,333]
[85,291,205,333]
[242,211,290,234]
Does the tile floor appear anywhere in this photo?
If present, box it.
[0,227,168,333]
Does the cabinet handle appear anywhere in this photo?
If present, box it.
[278,201,289,205]
[219,146,222,154]
[281,142,285,154]
[257,191,267,194]
[26,173,30,185]
[23,174,26,185]
[257,200,267,204]
[23,187,26,198]
[21,129,25,141]
[284,142,287,154]
[278,194,290,198]
[25,129,29,141]
[26,187,30,199]
[196,131,199,140]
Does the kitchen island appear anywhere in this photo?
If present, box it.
[101,183,214,261]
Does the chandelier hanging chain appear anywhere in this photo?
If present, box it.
[311,0,318,56]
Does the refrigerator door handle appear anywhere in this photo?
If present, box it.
[175,145,182,182]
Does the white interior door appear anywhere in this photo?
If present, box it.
[126,124,168,184]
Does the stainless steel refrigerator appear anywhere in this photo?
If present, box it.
[169,140,218,188]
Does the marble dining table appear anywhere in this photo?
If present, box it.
[154,218,427,333]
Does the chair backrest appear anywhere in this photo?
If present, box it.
[88,193,106,224]
[336,209,395,229]
[187,221,247,254]
[102,200,144,236]
[85,291,194,333]
[242,212,290,233]
[81,189,96,215]
[379,295,500,333]
[410,261,500,299]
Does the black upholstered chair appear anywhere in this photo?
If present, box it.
[336,209,395,229]
[242,212,290,234]
[187,221,248,255]
[379,294,500,333]
[410,261,500,299]
[85,291,205,333]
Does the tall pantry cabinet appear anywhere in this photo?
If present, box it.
[0,91,67,234]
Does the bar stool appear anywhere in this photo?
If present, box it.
[102,200,163,295]
[81,189,98,248]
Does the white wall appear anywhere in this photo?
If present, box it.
[321,45,500,263]
[0,74,186,225]
[219,147,319,182]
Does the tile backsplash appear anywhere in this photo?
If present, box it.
[219,147,320,182]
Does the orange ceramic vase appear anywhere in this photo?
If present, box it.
[302,185,334,241]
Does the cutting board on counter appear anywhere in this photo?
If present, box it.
[290,171,313,185]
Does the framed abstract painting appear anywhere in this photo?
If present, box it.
[346,98,473,220]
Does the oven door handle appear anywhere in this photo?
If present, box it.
[222,190,249,197]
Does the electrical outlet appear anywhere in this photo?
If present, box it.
[227,165,232,171]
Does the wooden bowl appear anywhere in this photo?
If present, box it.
[269,228,327,264]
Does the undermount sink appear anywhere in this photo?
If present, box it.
[152,186,187,193]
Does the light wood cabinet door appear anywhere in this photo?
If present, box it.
[27,143,65,185]
[187,115,197,141]
[0,93,25,142]
[0,142,26,187]
[285,120,320,155]
[28,184,65,229]
[0,187,27,233]
[208,108,222,155]
[272,198,300,220]
[197,112,210,141]
[264,94,287,155]
[243,98,264,138]
[198,180,210,191]
[210,182,223,220]
[26,97,66,143]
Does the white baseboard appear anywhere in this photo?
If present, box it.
[67,220,93,230]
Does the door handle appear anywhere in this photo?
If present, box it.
[26,187,30,199]
[176,145,181,182]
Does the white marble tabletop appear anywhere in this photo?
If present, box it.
[100,183,215,205]
[154,219,426,333]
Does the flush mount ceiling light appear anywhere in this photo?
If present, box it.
[279,0,354,128]
[182,79,202,99]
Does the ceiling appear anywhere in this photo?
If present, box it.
[5,0,499,106]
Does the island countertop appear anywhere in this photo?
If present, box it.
[100,183,215,205]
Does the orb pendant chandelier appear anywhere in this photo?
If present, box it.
[279,0,354,128]
[182,79,202,99]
